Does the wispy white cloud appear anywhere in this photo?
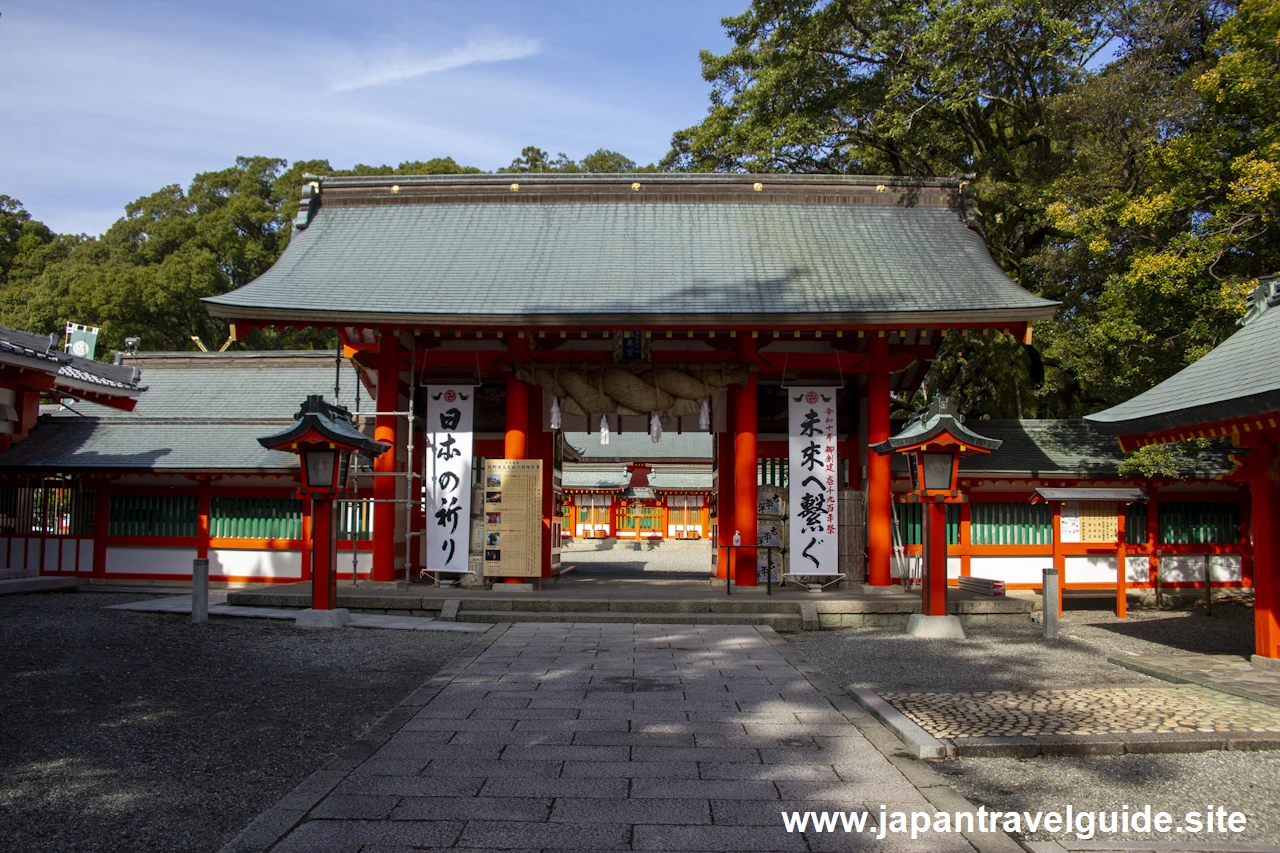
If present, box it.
[329,36,541,92]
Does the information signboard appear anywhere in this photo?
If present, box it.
[482,459,543,578]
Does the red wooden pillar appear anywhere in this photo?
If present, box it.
[505,335,530,460]
[1147,486,1160,589]
[301,496,313,581]
[1116,504,1128,618]
[1051,500,1064,617]
[1253,443,1280,660]
[499,335,532,583]
[733,346,758,586]
[866,335,892,585]
[311,497,337,610]
[197,478,211,561]
[716,412,735,580]
[372,332,402,582]
[922,501,948,616]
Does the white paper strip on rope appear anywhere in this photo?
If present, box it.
[788,388,840,575]
[425,387,475,573]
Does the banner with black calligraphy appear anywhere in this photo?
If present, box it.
[788,388,840,575]
[425,386,475,573]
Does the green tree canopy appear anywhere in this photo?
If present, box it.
[666,0,1273,423]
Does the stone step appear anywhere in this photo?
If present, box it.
[457,610,803,632]
[453,598,799,615]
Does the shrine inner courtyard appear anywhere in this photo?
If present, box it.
[4,586,1278,853]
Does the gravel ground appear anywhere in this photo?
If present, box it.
[789,599,1257,692]
[0,590,478,853]
[561,538,713,578]
[789,599,1280,845]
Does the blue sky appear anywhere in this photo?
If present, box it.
[0,0,742,236]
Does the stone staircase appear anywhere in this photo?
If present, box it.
[224,587,1034,632]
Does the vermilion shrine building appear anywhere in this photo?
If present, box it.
[200,172,1062,587]
[0,175,1256,611]
[1089,274,1280,662]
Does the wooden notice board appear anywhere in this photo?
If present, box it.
[482,459,543,577]
[1078,501,1119,543]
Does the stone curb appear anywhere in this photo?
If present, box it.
[754,626,1027,853]
[216,622,511,853]
[947,730,1280,758]
[0,577,80,596]
[847,687,951,760]
[1108,656,1280,710]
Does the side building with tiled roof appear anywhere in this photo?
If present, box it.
[0,351,376,582]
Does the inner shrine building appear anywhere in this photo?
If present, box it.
[202,173,1057,587]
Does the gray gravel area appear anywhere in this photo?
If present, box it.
[933,751,1280,844]
[788,599,1257,692]
[0,590,477,853]
[561,539,713,578]
[789,600,1280,845]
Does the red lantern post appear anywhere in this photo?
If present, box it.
[259,395,389,628]
[871,396,1001,638]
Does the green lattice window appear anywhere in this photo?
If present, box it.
[970,502,1052,545]
[109,495,198,537]
[896,503,960,545]
[758,459,788,487]
[1158,502,1240,545]
[210,497,303,540]
[1125,503,1148,545]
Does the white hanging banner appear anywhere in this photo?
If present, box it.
[788,388,840,575]
[425,386,474,573]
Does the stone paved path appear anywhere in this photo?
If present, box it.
[248,623,1015,853]
[1110,653,1280,708]
[882,686,1280,740]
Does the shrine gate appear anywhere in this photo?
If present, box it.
[203,174,1056,587]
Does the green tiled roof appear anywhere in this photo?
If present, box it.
[1088,298,1280,437]
[957,420,1230,478]
[204,175,1056,326]
[0,352,358,472]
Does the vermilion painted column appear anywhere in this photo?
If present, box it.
[1116,505,1128,618]
[501,335,531,584]
[301,497,313,581]
[1051,501,1065,617]
[923,501,948,616]
[1253,443,1279,660]
[716,424,735,580]
[866,335,892,585]
[505,335,530,460]
[372,332,401,582]
[197,478,211,561]
[1147,487,1160,589]
[733,345,758,587]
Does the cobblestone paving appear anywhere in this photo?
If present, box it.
[1112,653,1280,707]
[881,686,1280,739]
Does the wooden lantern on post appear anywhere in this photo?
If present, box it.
[259,395,389,626]
[871,396,1001,638]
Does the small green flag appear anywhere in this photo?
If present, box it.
[65,323,99,360]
